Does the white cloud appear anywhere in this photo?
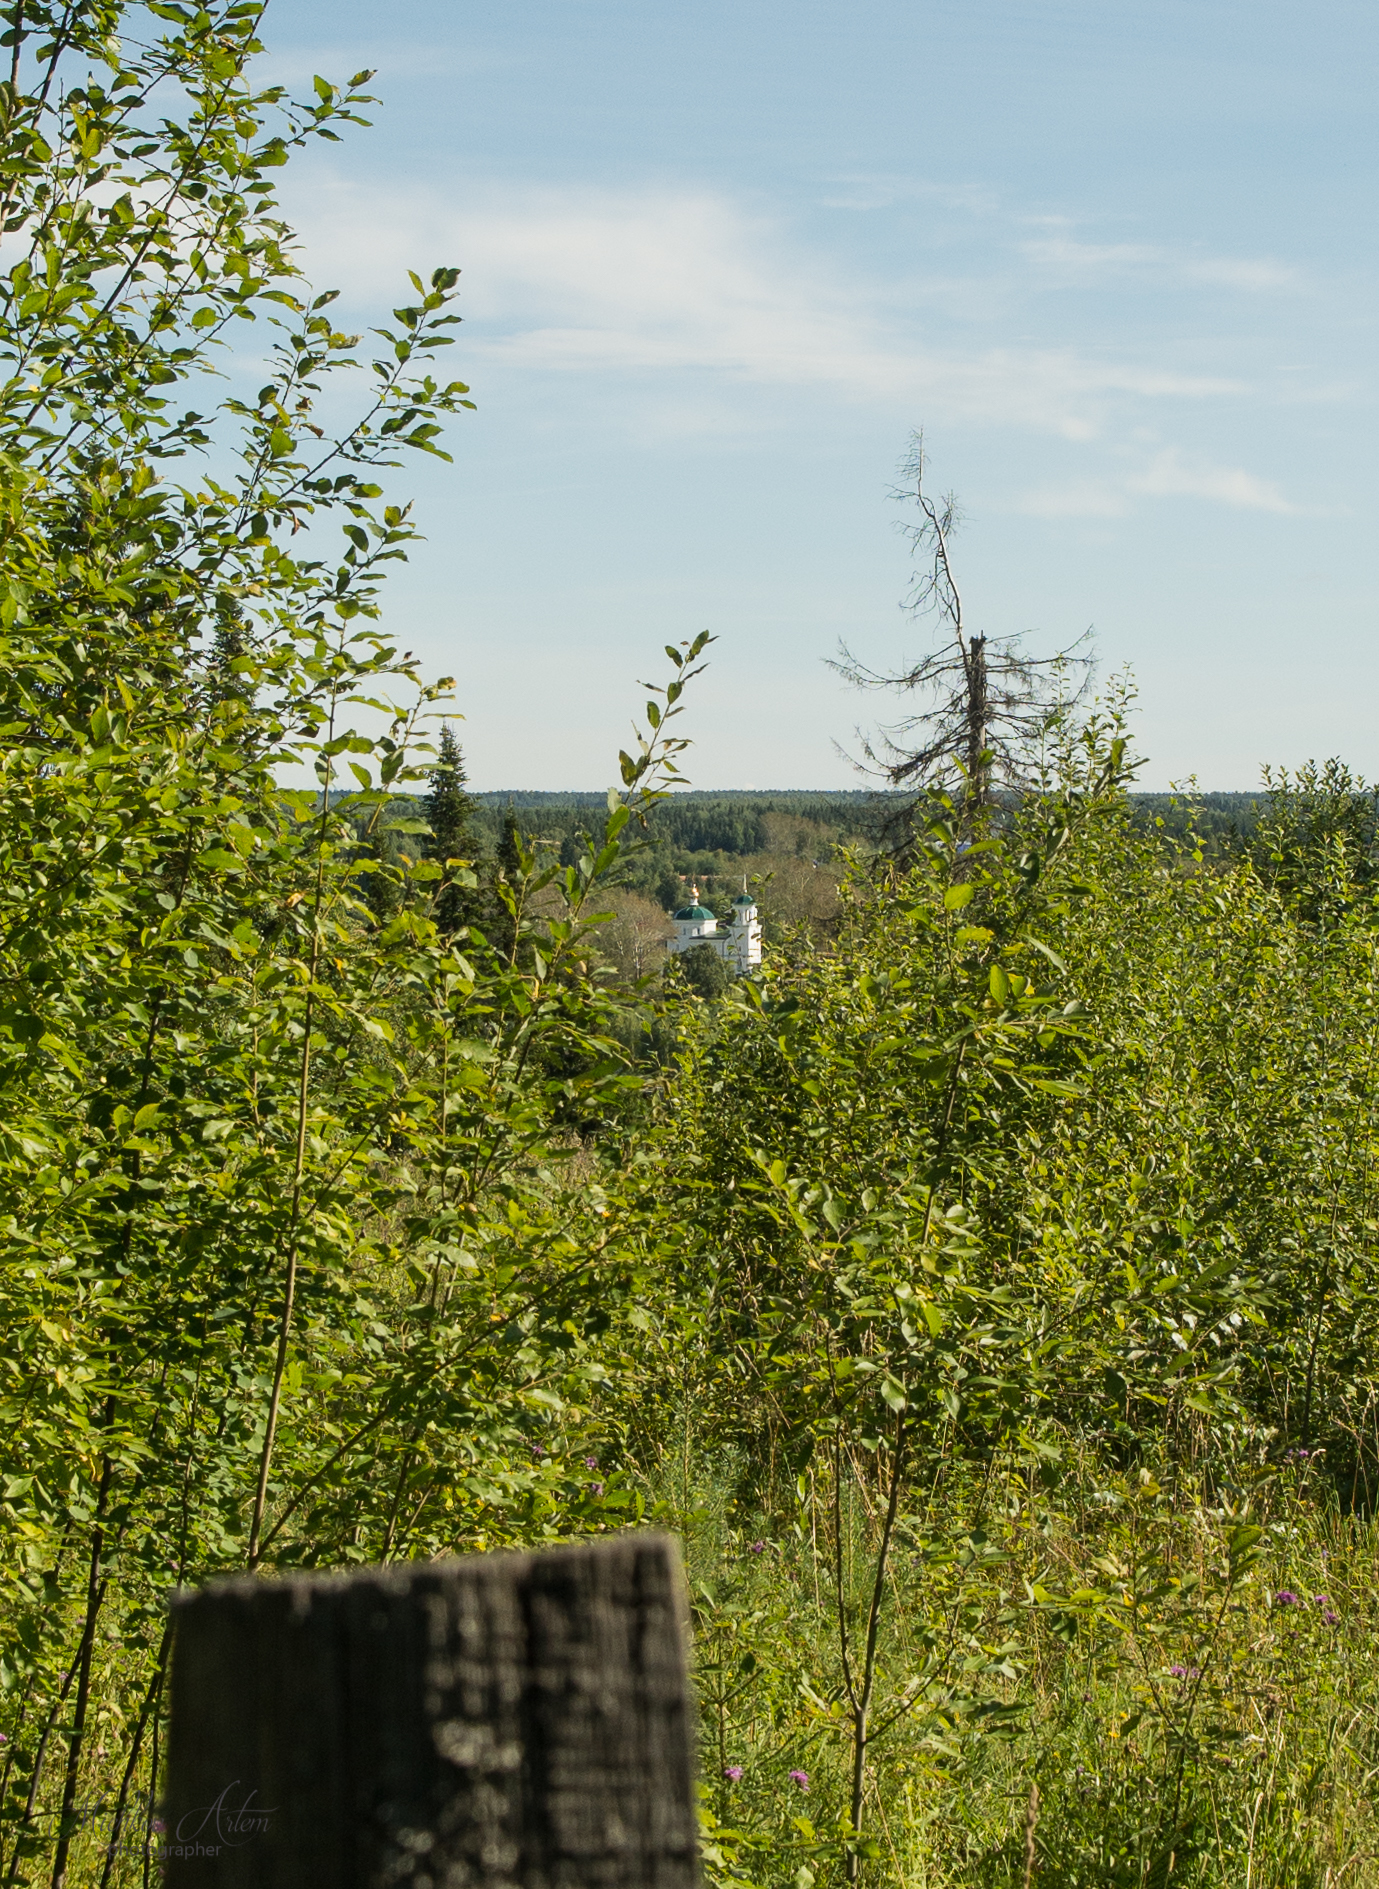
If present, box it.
[260,42,511,89]
[1190,257,1297,292]
[291,177,1245,439]
[1128,449,1297,512]
[1024,237,1161,271]
[1021,236,1298,293]
[816,174,1000,215]
[1015,450,1299,518]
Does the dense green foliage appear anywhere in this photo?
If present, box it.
[617,742,1379,1887]
[0,5,702,1879]
[0,7,1377,1888]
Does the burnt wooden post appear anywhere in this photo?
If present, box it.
[163,1533,699,1889]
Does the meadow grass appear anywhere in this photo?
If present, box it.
[662,1445,1379,1889]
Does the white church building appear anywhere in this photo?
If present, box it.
[666,884,762,977]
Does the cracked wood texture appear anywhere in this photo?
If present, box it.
[163,1533,699,1889]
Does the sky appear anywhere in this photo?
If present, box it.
[265,0,1378,790]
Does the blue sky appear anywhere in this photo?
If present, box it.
[268,0,1377,790]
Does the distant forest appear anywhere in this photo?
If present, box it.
[430,789,1268,913]
[335,787,1274,962]
[467,787,1263,838]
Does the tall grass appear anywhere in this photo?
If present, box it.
[648,1434,1379,1889]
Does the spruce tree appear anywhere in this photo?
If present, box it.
[425,724,480,935]
[485,806,526,961]
[497,806,523,878]
[832,434,1091,839]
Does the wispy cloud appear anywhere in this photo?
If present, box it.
[260,42,512,89]
[293,178,1245,440]
[1016,449,1299,518]
[817,174,1000,215]
[1021,235,1299,293]
[1128,449,1297,511]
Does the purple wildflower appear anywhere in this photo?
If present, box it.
[1313,1593,1330,1606]
[1168,1664,1201,1680]
[749,1540,766,1554]
[593,1483,604,1497]
[1323,1609,1340,1626]
[723,1766,743,1782]
[788,1769,809,1791]
[1275,1590,1301,1607]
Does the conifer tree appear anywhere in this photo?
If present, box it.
[483,806,526,961]
[425,724,480,935]
[497,805,523,880]
[834,434,1091,837]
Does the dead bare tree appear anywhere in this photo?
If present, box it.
[834,435,1092,835]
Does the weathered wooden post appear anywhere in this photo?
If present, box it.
[163,1533,699,1889]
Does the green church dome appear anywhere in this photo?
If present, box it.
[673,904,715,921]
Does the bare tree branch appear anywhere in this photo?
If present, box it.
[833,434,1093,839]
